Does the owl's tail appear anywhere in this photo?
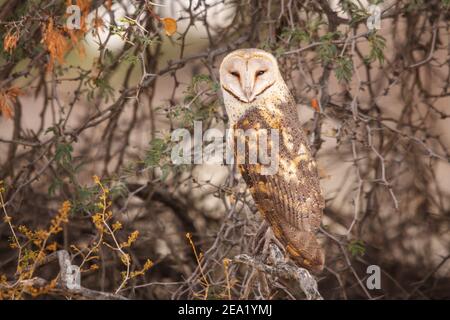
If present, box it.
[279,223,325,274]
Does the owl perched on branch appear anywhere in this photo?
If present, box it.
[220,49,325,273]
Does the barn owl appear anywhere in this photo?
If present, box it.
[219,48,325,273]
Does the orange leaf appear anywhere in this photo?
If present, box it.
[5,87,22,99]
[311,98,320,113]
[3,30,19,54]
[0,87,22,119]
[162,17,177,36]
[0,101,13,119]
[42,18,70,71]
[77,0,91,14]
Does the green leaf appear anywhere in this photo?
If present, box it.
[48,178,63,196]
[281,27,310,44]
[160,164,171,182]
[318,43,337,63]
[340,0,369,25]
[123,52,139,65]
[45,126,57,135]
[348,240,366,257]
[55,143,73,166]
[192,74,212,85]
[211,82,220,92]
[145,138,169,168]
[335,56,353,82]
[367,33,386,64]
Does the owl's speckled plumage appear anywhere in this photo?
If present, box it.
[220,48,325,273]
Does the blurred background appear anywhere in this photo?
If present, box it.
[0,0,449,299]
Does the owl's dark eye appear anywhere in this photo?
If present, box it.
[230,71,240,78]
[256,70,266,77]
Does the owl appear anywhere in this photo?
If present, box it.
[219,48,325,273]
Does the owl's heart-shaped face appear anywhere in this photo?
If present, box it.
[220,50,277,103]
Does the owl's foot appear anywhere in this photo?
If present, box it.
[253,222,287,264]
[261,227,286,263]
[252,221,268,255]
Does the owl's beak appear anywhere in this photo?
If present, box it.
[244,87,254,102]
[243,73,255,102]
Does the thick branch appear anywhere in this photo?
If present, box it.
[233,248,323,300]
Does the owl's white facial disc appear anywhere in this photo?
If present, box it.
[220,49,278,104]
[220,49,291,124]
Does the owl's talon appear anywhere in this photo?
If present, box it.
[261,227,285,264]
[252,221,266,254]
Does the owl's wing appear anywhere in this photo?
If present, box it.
[234,102,325,272]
